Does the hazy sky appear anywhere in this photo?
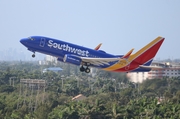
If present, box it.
[0,1,180,59]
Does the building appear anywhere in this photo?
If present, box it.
[127,72,148,83]
[72,94,86,101]
[39,55,58,65]
[43,67,63,73]
[45,55,57,62]
[128,62,180,83]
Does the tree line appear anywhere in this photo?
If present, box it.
[0,61,180,118]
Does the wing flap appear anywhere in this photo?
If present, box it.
[81,57,120,66]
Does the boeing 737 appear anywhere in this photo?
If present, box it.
[20,36,164,73]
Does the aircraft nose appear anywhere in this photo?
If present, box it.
[20,38,27,45]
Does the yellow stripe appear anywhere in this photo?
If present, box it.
[103,36,163,71]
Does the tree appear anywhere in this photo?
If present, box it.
[35,103,50,119]
[106,103,123,119]
[0,85,14,93]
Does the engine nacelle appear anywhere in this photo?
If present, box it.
[63,54,82,65]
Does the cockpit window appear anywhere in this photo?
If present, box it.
[28,37,35,41]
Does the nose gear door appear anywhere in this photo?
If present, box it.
[40,38,46,47]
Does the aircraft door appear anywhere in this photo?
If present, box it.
[40,38,46,47]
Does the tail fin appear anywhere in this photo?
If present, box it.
[130,36,164,65]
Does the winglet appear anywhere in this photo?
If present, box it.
[94,43,102,50]
[122,48,134,59]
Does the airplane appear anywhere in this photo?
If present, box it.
[20,36,164,73]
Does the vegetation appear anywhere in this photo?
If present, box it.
[0,61,180,118]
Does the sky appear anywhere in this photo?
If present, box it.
[0,0,180,60]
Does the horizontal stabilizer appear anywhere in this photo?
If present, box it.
[139,65,162,69]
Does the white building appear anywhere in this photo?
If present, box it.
[72,94,86,101]
[127,72,148,83]
[128,62,180,83]
[39,55,57,65]
[45,55,57,63]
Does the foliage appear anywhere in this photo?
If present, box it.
[0,61,180,118]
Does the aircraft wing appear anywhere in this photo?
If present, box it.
[79,48,134,66]
[68,47,134,66]
[80,57,120,66]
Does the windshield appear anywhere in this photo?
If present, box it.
[28,37,35,41]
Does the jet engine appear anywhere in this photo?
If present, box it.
[63,54,82,65]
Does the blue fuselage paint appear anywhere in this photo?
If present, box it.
[20,36,150,72]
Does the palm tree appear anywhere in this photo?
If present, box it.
[106,103,124,119]
[78,99,106,119]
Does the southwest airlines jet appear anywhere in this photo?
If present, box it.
[20,36,164,73]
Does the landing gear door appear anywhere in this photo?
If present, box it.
[40,38,46,47]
